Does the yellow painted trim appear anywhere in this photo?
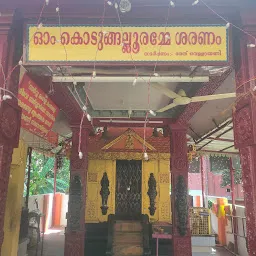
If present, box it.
[1,140,28,256]
[102,129,156,151]
[88,152,170,160]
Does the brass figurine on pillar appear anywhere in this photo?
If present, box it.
[147,173,157,216]
[100,172,110,215]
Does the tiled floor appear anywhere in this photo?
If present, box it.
[214,247,234,256]
[28,229,233,256]
[28,228,65,256]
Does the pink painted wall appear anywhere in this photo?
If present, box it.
[188,173,244,199]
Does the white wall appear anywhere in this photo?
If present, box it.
[210,210,218,235]
[236,206,248,256]
[60,194,69,227]
[26,193,68,229]
[225,205,248,256]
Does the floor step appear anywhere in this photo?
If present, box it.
[114,221,142,232]
[113,221,143,256]
[113,244,143,256]
[113,232,143,244]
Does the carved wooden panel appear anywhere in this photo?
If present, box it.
[233,106,253,147]
[85,160,115,223]
[86,201,97,220]
[159,173,170,184]
[160,202,171,221]
[147,173,157,216]
[142,160,159,221]
[88,173,98,182]
[158,160,171,222]
[67,175,82,231]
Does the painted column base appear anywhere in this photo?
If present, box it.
[173,236,192,256]
[65,231,85,256]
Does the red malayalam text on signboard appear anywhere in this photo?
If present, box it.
[18,74,59,143]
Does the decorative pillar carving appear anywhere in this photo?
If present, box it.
[170,124,192,256]
[147,173,157,216]
[0,11,22,254]
[65,126,90,256]
[100,172,110,215]
[233,15,256,254]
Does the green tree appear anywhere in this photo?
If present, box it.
[220,168,242,187]
[24,151,70,195]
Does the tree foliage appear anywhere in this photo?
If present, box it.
[24,151,70,196]
[220,168,242,187]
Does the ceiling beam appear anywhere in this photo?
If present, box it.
[209,137,234,142]
[197,127,233,151]
[219,145,235,152]
[92,118,173,128]
[199,150,239,155]
[194,119,232,144]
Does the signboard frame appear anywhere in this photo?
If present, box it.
[18,73,59,145]
[23,24,231,66]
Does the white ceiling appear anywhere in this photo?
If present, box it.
[188,70,235,138]
[84,82,179,111]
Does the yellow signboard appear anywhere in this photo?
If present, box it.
[25,25,229,64]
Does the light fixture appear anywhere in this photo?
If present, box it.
[38,23,43,29]
[133,77,137,86]
[144,152,149,161]
[78,151,83,159]
[192,0,199,5]
[18,60,23,66]
[73,81,77,86]
[247,44,256,48]
[119,0,132,13]
[114,3,119,9]
[128,108,132,118]
[2,95,12,101]
[225,23,230,29]
[53,76,210,83]
[107,1,113,6]
[92,70,97,78]
[99,120,163,124]
[56,7,60,12]
[45,0,49,5]
[170,1,175,7]
[149,110,156,116]
[87,113,92,122]
[82,105,87,111]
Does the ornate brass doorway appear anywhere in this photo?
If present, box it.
[115,160,142,219]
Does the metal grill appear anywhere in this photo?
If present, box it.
[115,160,142,219]
[190,207,211,235]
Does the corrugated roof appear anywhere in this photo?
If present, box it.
[194,121,237,155]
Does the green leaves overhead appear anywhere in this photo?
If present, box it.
[24,151,70,196]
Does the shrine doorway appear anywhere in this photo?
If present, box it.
[115,160,142,220]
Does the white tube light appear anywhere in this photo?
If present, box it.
[99,120,163,124]
[52,76,209,83]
